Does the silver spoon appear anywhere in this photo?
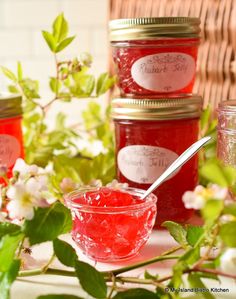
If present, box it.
[141,136,211,200]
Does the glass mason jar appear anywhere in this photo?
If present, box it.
[0,93,24,179]
[217,100,236,168]
[109,17,201,97]
[111,94,203,227]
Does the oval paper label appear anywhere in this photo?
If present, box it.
[0,134,21,167]
[131,52,195,92]
[118,145,179,184]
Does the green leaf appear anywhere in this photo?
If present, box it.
[188,273,215,299]
[171,261,187,288]
[0,66,17,82]
[219,221,236,247]
[74,260,107,299]
[0,234,23,272]
[50,77,61,94]
[0,223,21,240]
[53,238,77,267]
[96,73,116,96]
[223,203,236,216]
[199,160,228,187]
[55,113,66,130]
[0,259,20,299]
[179,247,200,265]
[8,85,19,93]
[201,199,224,222]
[55,36,75,53]
[17,61,23,81]
[42,31,56,52]
[23,202,72,245]
[53,13,68,43]
[75,74,95,96]
[186,225,204,247]
[222,165,236,188]
[144,270,158,280]
[113,288,158,299]
[200,106,211,131]
[162,221,187,247]
[37,295,83,299]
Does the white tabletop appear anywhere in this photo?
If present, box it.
[12,230,236,299]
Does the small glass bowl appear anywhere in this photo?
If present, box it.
[65,186,157,262]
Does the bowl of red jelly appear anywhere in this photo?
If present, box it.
[109,17,200,96]
[111,95,202,227]
[65,186,157,262]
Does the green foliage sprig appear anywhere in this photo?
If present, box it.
[1,13,116,193]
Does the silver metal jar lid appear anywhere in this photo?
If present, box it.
[218,100,236,111]
[109,17,201,41]
[111,94,203,120]
[0,93,22,119]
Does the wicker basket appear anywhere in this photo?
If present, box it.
[109,0,236,108]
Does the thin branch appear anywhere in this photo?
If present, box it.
[107,254,181,277]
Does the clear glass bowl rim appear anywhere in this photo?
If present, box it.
[64,186,157,214]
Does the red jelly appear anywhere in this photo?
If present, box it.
[109,17,200,96]
[0,93,24,181]
[65,187,157,262]
[112,95,202,227]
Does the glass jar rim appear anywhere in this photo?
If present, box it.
[64,186,157,214]
[218,100,236,111]
[0,92,22,119]
[109,17,201,41]
[111,94,202,121]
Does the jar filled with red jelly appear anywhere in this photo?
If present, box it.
[0,93,24,179]
[112,95,203,226]
[109,17,201,96]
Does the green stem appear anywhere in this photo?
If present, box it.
[104,245,182,277]
[17,237,25,258]
[115,276,165,289]
[107,255,180,276]
[19,267,76,277]
[42,254,56,273]
[107,273,116,299]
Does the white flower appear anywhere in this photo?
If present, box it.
[210,184,228,200]
[60,178,77,194]
[220,248,236,275]
[182,184,228,210]
[80,52,93,67]
[20,251,37,270]
[106,179,129,190]
[6,177,50,220]
[71,138,108,157]
[91,140,108,156]
[89,179,102,188]
[13,158,39,179]
[182,190,205,210]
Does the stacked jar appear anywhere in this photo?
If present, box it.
[0,93,24,183]
[109,17,202,226]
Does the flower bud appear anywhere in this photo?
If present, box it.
[80,52,93,67]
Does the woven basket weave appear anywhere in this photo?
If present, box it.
[109,0,236,109]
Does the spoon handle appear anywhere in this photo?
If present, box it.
[141,136,211,200]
